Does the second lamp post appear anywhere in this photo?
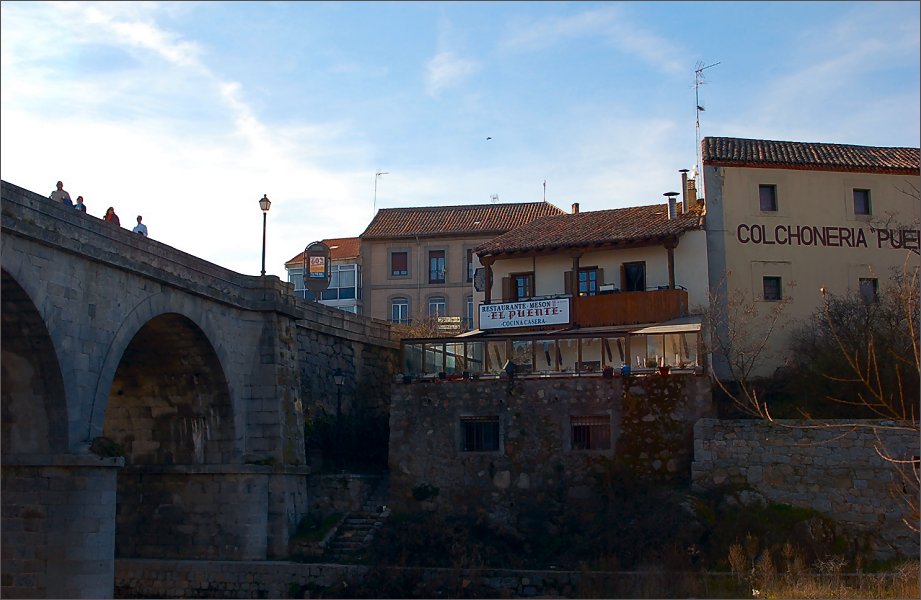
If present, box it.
[259,194,271,276]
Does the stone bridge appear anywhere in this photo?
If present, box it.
[1,180,398,598]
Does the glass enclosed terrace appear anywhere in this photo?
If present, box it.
[400,319,704,379]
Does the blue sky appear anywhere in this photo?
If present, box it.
[2,1,918,276]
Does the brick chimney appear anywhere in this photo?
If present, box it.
[571,203,579,214]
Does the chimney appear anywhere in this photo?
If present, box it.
[679,169,690,213]
[664,192,679,220]
[688,178,698,207]
[571,203,579,214]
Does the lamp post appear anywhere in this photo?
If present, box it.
[333,367,344,471]
[259,194,271,276]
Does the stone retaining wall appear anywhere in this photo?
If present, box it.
[389,374,713,523]
[691,418,919,558]
[114,559,741,599]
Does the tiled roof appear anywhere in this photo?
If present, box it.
[285,237,360,267]
[702,137,920,174]
[360,202,566,239]
[476,204,703,257]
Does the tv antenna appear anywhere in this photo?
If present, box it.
[694,61,720,177]
[490,193,499,204]
[373,170,388,212]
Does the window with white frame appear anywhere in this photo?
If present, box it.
[320,264,359,301]
[428,296,446,317]
[391,297,409,324]
[465,295,474,329]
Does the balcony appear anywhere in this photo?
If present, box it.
[572,287,688,328]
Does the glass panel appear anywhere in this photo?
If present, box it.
[485,340,508,374]
[579,338,602,372]
[510,340,533,374]
[465,341,485,375]
[446,342,466,374]
[557,338,578,373]
[339,268,356,288]
[537,340,556,373]
[404,343,424,375]
[423,342,445,374]
[601,337,624,367]
[321,288,338,300]
[646,334,665,368]
[338,287,355,299]
[664,332,697,368]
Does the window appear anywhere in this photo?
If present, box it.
[762,276,782,301]
[512,272,534,300]
[391,297,409,324]
[466,249,475,283]
[429,250,445,283]
[461,416,500,452]
[859,278,878,303]
[465,295,474,329]
[391,252,408,277]
[571,416,611,450]
[320,264,359,300]
[853,189,871,215]
[759,185,777,212]
[622,262,646,292]
[578,268,599,296]
[428,296,446,317]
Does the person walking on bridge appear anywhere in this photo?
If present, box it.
[104,206,121,227]
[132,215,148,236]
[50,181,72,206]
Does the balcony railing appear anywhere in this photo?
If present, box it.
[573,287,688,327]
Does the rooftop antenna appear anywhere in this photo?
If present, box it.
[373,170,388,212]
[542,180,547,202]
[694,61,720,178]
[490,193,499,204]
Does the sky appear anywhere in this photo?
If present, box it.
[2,1,919,278]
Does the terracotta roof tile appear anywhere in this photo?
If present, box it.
[285,237,360,267]
[360,202,566,239]
[476,204,703,257]
[702,137,920,174]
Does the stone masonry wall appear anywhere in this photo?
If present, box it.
[691,418,919,559]
[388,374,713,525]
[1,457,122,599]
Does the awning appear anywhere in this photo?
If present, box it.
[630,316,702,335]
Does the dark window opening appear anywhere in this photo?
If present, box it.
[853,189,871,215]
[759,184,777,212]
[623,262,646,292]
[391,252,408,277]
[763,276,782,301]
[571,416,611,450]
[461,416,499,452]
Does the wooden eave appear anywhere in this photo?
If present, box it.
[477,233,682,262]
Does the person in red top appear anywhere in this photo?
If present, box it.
[104,206,121,227]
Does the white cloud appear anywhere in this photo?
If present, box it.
[425,50,479,97]
[501,6,685,76]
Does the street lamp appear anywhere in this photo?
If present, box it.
[259,194,272,276]
[333,367,344,471]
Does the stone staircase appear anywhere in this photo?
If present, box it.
[323,475,391,563]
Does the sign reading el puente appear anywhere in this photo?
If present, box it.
[479,298,570,330]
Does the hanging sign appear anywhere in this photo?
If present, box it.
[302,241,331,296]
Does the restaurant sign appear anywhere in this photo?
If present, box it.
[479,298,570,330]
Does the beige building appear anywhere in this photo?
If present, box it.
[702,136,920,379]
[359,202,565,328]
[455,197,709,376]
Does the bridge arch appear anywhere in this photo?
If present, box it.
[1,269,68,454]
[102,311,235,464]
[88,292,244,460]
